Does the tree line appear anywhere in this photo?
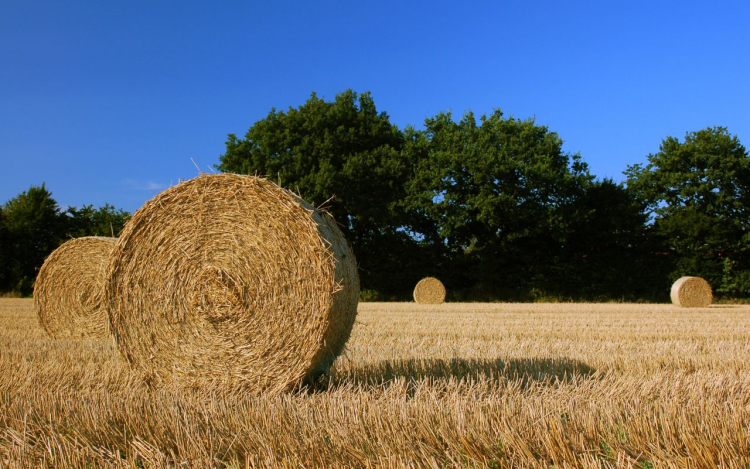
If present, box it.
[0,184,129,295]
[218,90,749,302]
[2,89,747,301]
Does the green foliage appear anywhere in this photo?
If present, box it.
[0,207,9,291]
[719,255,750,297]
[0,184,66,294]
[404,110,591,247]
[625,127,750,297]
[0,185,131,295]
[217,90,405,231]
[401,110,595,300]
[555,179,670,301]
[65,204,130,238]
[358,289,383,302]
[218,91,746,301]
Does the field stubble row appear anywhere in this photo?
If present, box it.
[1,299,749,468]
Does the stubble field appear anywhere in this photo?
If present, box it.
[1,298,749,468]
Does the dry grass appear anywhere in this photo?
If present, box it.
[1,298,750,468]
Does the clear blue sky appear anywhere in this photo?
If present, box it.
[2,1,748,213]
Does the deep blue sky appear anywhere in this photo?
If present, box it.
[2,1,748,213]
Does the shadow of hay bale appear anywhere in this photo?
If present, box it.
[309,357,597,392]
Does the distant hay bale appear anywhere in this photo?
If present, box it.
[413,277,446,304]
[34,236,116,338]
[105,173,359,393]
[670,276,713,307]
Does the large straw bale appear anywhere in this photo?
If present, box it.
[670,276,713,307]
[105,173,359,393]
[34,236,116,338]
[413,277,446,304]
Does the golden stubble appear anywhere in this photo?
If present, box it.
[1,298,749,468]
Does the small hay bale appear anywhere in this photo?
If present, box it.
[670,276,713,307]
[34,236,116,338]
[105,174,359,393]
[413,277,446,304]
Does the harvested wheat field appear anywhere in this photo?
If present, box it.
[1,298,750,468]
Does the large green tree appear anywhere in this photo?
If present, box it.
[217,90,425,298]
[1,184,66,294]
[0,207,9,291]
[0,185,132,294]
[625,127,750,296]
[556,179,669,300]
[401,110,594,300]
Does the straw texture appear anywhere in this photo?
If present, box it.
[34,236,116,339]
[413,277,446,304]
[105,174,359,393]
[670,276,713,307]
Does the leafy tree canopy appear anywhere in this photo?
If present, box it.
[66,204,130,238]
[556,178,668,300]
[401,110,593,299]
[625,127,750,292]
[215,90,747,301]
[217,90,406,235]
[0,184,131,295]
[1,184,66,293]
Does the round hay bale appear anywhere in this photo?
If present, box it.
[34,236,117,338]
[413,277,446,304]
[670,276,713,307]
[105,174,359,393]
